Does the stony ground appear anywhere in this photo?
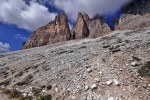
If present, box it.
[0,28,150,100]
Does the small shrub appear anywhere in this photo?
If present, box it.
[36,95,52,100]
[18,96,32,100]
[138,61,150,77]
[2,89,11,95]
[0,79,11,86]
[32,88,41,96]
[47,85,52,90]
[15,71,23,77]
[16,74,33,86]
[2,89,22,99]
[9,90,22,99]
[16,81,28,86]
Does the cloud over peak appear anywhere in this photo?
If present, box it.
[0,0,132,31]
[54,0,132,20]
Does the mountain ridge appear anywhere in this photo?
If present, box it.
[23,0,150,49]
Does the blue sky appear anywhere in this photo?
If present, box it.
[0,0,131,53]
[0,23,30,52]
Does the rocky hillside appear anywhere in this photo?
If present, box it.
[1,1,150,99]
[0,27,150,100]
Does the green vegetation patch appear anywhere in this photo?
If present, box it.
[18,96,32,100]
[2,89,22,99]
[32,88,41,96]
[138,61,150,77]
[36,95,52,100]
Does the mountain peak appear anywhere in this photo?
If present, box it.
[22,13,71,49]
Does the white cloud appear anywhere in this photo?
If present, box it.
[0,0,133,31]
[0,0,57,31]
[53,0,132,20]
[0,42,10,52]
[15,34,28,41]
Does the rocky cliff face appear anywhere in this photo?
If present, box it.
[116,13,150,30]
[88,19,111,38]
[22,13,71,49]
[72,13,111,39]
[72,12,90,39]
[114,0,150,31]
[24,12,112,49]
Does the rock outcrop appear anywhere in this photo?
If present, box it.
[88,18,111,38]
[116,13,150,30]
[83,13,91,24]
[72,12,90,39]
[22,13,71,49]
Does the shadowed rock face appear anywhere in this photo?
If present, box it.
[22,13,71,49]
[122,0,150,15]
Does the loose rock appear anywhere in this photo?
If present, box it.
[108,97,114,100]
[91,84,97,90]
[114,79,120,86]
[85,85,89,91]
[106,80,113,86]
[87,68,92,73]
[131,61,138,66]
